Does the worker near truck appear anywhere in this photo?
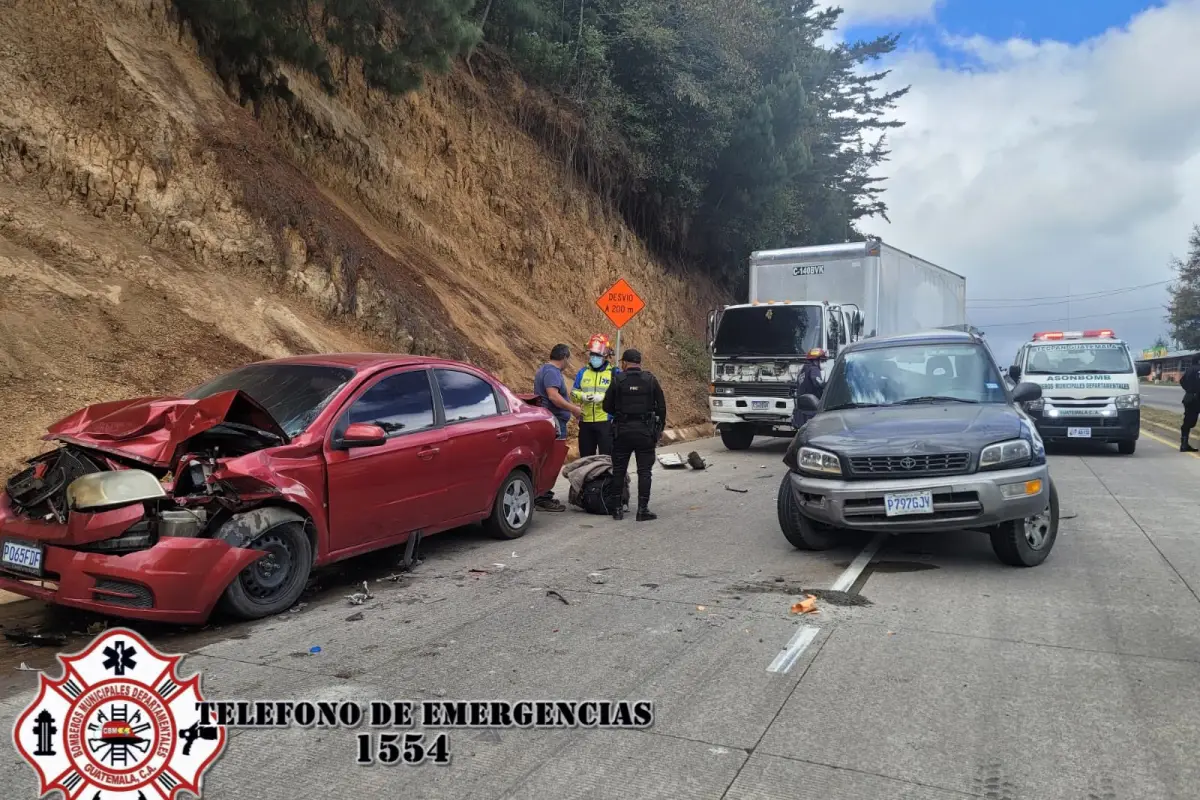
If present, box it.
[571,334,619,456]
[791,348,826,429]
[1181,362,1200,453]
[603,348,667,521]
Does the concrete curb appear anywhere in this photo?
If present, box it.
[0,588,34,606]
[659,423,715,446]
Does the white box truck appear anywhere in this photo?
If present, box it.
[706,238,967,450]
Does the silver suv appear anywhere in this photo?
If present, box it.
[779,329,1058,567]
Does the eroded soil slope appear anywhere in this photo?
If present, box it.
[0,0,721,474]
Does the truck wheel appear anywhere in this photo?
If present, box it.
[776,472,838,550]
[721,425,755,451]
[219,520,313,619]
[483,470,534,540]
[1117,440,1136,455]
[989,478,1059,567]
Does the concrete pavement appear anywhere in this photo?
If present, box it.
[2,433,1199,799]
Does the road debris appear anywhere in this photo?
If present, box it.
[687,451,707,470]
[4,630,67,647]
[309,646,322,655]
[86,621,108,635]
[790,595,819,615]
[696,605,707,612]
[657,452,686,469]
[546,590,570,605]
[587,573,607,584]
[289,602,309,613]
[345,581,373,605]
[724,485,749,494]
[15,662,40,672]
[345,611,365,622]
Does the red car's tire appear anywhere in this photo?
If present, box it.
[218,520,313,619]
[484,470,535,540]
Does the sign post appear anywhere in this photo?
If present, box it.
[597,278,646,361]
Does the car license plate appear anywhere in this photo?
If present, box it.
[1068,427,1092,438]
[1,539,44,576]
[751,400,769,410]
[884,491,933,517]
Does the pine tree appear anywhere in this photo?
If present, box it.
[1167,225,1200,350]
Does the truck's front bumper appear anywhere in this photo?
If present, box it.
[710,396,796,434]
[1028,409,1140,443]
[787,463,1050,532]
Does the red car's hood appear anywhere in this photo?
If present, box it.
[45,390,288,468]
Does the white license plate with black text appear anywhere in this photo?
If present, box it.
[1,539,44,575]
[751,400,769,410]
[1067,427,1092,438]
[884,491,934,517]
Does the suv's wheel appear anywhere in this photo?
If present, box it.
[721,425,755,451]
[484,470,535,540]
[989,477,1059,567]
[776,472,839,550]
[1118,439,1136,455]
[219,520,313,619]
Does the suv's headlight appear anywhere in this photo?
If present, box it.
[1114,393,1140,409]
[1022,398,1044,412]
[798,446,842,476]
[979,439,1032,470]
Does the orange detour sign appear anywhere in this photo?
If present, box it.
[597,278,646,329]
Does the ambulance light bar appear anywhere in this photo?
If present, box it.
[1032,329,1115,341]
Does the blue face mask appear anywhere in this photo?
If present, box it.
[589,355,606,369]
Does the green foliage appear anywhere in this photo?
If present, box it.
[1167,225,1200,350]
[666,330,710,384]
[170,0,480,100]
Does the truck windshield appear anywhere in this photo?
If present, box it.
[1023,342,1133,375]
[823,343,1008,408]
[713,305,822,357]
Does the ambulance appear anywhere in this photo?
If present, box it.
[1007,330,1151,454]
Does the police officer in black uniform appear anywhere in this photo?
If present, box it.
[602,348,667,521]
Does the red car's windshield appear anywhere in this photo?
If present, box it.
[186,363,355,437]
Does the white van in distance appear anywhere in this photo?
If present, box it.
[1007,330,1151,454]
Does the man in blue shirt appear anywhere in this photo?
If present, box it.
[534,343,583,511]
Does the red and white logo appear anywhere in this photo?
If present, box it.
[12,627,226,799]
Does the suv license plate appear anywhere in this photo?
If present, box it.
[884,491,933,517]
[751,400,769,410]
[1067,427,1091,438]
[1,539,44,576]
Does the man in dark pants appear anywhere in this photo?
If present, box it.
[1180,362,1200,453]
[602,348,667,521]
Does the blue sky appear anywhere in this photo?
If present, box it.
[825,0,1198,362]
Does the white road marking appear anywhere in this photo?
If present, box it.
[767,624,820,674]
[765,532,888,674]
[830,533,888,593]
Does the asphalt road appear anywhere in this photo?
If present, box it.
[2,432,1199,799]
[1140,382,1186,411]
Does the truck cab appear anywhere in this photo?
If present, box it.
[706,301,862,450]
[1008,329,1152,455]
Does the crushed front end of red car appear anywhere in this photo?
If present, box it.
[0,390,309,624]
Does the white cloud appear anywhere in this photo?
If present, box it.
[830,0,944,26]
[858,0,1200,360]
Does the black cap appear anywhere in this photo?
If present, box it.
[621,348,642,364]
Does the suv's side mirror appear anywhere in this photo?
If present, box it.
[1011,382,1042,404]
[1008,364,1022,382]
[796,394,820,413]
[1136,362,1151,378]
[336,422,387,449]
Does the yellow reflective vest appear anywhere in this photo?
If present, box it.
[571,365,617,423]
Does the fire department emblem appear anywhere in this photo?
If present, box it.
[12,627,226,799]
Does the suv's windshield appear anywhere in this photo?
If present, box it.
[822,342,1008,408]
[1023,342,1132,375]
[713,305,822,357]
[186,363,355,437]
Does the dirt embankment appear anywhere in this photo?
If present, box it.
[0,0,724,475]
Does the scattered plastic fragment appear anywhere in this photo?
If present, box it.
[346,612,364,622]
[696,605,707,612]
[309,646,322,655]
[345,580,373,605]
[790,595,818,615]
[657,452,686,468]
[724,485,748,494]
[86,621,107,635]
[588,573,607,584]
[15,662,40,672]
[687,451,707,470]
[546,590,570,605]
[289,602,308,613]
[4,630,67,647]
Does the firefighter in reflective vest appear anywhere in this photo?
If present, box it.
[571,334,619,456]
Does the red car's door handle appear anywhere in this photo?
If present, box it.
[417,447,440,460]
[496,431,512,442]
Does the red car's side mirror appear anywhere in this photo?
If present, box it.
[337,422,387,449]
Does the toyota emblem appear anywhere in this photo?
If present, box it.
[899,457,917,469]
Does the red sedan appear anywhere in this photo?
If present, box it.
[0,354,568,623]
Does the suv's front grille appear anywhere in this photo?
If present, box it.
[847,453,971,478]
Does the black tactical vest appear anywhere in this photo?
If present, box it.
[613,370,654,417]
